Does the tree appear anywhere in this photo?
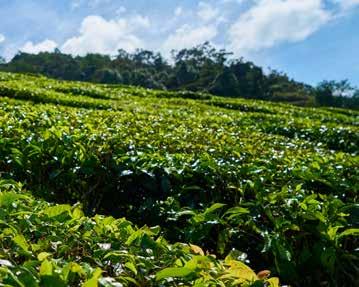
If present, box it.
[210,68,239,97]
[175,62,199,86]
[315,80,355,107]
[92,68,122,84]
[315,81,336,106]
[173,42,231,67]
[229,60,267,99]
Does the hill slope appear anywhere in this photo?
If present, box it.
[0,72,358,286]
[0,48,316,106]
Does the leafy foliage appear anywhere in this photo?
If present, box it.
[0,71,358,286]
[0,180,278,286]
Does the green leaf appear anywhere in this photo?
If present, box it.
[13,234,30,253]
[37,252,52,261]
[125,229,144,245]
[82,268,102,287]
[71,205,84,219]
[43,205,71,218]
[311,161,321,170]
[267,277,280,287]
[225,207,250,220]
[155,267,195,281]
[327,226,342,241]
[339,228,359,238]
[203,203,226,215]
[0,192,25,207]
[125,262,137,275]
[70,262,84,274]
[40,260,53,276]
[220,260,257,282]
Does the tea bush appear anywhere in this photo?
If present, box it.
[0,72,358,286]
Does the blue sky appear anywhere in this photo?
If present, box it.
[0,0,358,86]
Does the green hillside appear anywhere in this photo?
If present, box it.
[0,72,358,287]
[1,47,357,110]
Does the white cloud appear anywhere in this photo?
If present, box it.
[20,39,58,54]
[161,1,231,55]
[197,2,220,22]
[162,24,217,55]
[61,15,149,56]
[228,0,331,56]
[0,34,5,44]
[129,15,151,28]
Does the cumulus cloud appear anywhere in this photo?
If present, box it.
[61,15,150,56]
[3,0,355,61]
[20,39,58,54]
[228,0,331,56]
[162,24,217,55]
[161,1,230,55]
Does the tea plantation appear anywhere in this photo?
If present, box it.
[0,72,358,286]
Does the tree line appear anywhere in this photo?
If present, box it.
[0,42,358,109]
